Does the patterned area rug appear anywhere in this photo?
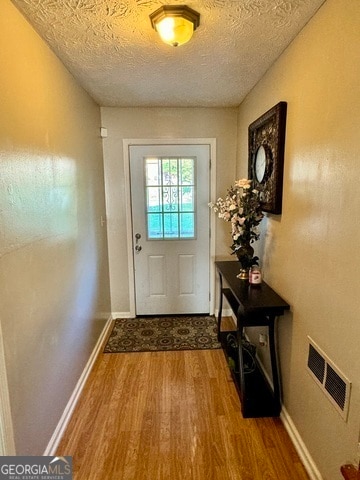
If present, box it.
[103,316,221,353]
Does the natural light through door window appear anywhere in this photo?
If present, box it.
[145,157,196,239]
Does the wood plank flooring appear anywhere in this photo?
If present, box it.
[57,327,310,480]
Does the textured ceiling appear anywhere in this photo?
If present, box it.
[12,0,326,107]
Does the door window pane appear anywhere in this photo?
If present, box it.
[180,213,196,238]
[147,187,161,212]
[180,186,194,211]
[163,213,179,238]
[145,158,161,185]
[145,157,196,239]
[147,213,163,238]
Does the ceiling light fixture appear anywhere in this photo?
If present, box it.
[150,5,200,47]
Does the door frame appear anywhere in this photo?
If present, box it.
[123,138,216,318]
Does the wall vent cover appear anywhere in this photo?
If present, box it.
[307,336,351,421]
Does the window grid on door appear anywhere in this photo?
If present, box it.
[145,156,196,239]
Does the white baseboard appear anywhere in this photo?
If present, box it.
[214,308,235,320]
[43,315,113,455]
[280,407,323,480]
[111,311,132,319]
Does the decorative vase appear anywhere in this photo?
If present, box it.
[235,242,254,280]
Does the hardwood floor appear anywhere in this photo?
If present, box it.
[57,328,310,479]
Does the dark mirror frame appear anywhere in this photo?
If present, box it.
[248,102,287,214]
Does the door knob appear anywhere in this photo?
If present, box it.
[134,233,142,252]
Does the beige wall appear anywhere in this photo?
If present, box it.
[236,0,360,478]
[0,1,111,454]
[101,107,238,314]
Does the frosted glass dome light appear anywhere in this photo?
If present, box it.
[150,5,200,47]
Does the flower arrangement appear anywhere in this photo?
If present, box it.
[209,178,264,270]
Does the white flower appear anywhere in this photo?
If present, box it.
[209,178,264,254]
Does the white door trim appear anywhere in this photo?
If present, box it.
[123,138,216,318]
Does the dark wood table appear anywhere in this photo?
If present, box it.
[216,261,290,417]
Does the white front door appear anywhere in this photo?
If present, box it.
[129,144,210,315]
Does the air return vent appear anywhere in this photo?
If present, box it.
[307,337,351,421]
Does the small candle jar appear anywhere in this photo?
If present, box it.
[250,266,262,285]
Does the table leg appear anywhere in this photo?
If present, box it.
[268,318,281,415]
[236,314,246,416]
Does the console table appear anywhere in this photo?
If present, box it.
[216,261,290,418]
